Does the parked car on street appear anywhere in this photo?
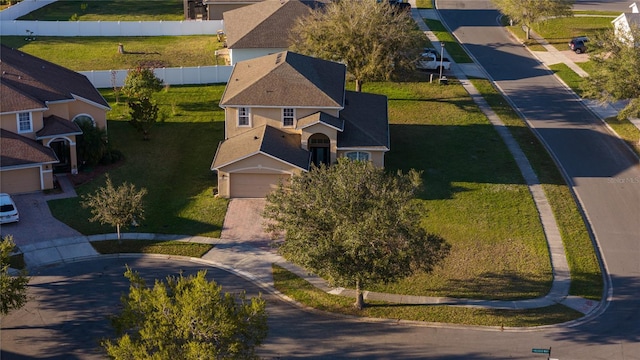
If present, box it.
[569,36,589,54]
[0,193,19,224]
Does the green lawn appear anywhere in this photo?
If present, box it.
[362,80,552,300]
[48,84,229,238]
[273,265,582,326]
[0,36,223,70]
[17,0,183,21]
[91,240,213,257]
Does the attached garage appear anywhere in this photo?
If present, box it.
[229,173,290,198]
[0,167,42,194]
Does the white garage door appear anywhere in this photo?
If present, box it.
[229,173,290,198]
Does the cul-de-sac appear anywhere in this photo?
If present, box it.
[1,0,639,359]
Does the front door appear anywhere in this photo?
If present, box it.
[309,133,330,167]
[50,139,71,173]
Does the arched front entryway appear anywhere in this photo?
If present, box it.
[308,133,330,167]
[49,138,72,173]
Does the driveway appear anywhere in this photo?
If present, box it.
[1,176,82,248]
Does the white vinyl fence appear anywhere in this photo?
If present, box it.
[0,0,55,21]
[80,66,233,88]
[0,19,224,36]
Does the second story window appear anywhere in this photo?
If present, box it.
[238,107,250,126]
[17,112,33,133]
[282,108,295,127]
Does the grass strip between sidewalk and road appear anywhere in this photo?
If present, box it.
[272,265,583,327]
[91,240,213,258]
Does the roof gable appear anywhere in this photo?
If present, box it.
[0,129,58,168]
[297,111,344,131]
[224,0,324,49]
[0,45,110,114]
[212,125,310,170]
[220,51,346,108]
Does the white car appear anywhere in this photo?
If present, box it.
[0,193,19,224]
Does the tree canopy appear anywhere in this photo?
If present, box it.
[264,159,450,309]
[103,268,268,359]
[492,0,573,39]
[121,67,164,100]
[81,174,147,241]
[581,25,640,120]
[1,236,29,316]
[289,0,427,92]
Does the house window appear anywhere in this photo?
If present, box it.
[72,114,95,127]
[282,108,295,127]
[17,112,33,133]
[237,107,250,126]
[345,151,370,162]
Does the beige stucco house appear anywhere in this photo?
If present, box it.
[211,51,390,198]
[223,0,326,65]
[0,45,110,194]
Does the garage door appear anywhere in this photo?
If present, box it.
[229,173,290,198]
[0,167,41,194]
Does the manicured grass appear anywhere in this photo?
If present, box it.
[423,19,473,63]
[362,80,552,300]
[18,0,183,21]
[273,265,583,326]
[91,240,213,257]
[48,84,229,238]
[549,62,586,96]
[605,117,640,156]
[471,79,603,300]
[416,0,433,9]
[0,36,223,70]
[531,16,614,51]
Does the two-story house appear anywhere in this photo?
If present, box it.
[211,51,389,198]
[223,0,326,65]
[0,45,110,194]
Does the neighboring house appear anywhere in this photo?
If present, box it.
[0,45,110,194]
[612,2,640,45]
[223,0,326,65]
[211,51,390,198]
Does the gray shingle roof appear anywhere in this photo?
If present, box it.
[297,111,344,131]
[36,115,83,139]
[0,129,58,168]
[220,51,346,108]
[0,45,110,114]
[212,125,310,170]
[337,91,390,150]
[224,0,325,49]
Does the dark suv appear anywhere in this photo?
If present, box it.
[569,36,589,54]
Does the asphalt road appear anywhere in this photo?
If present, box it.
[436,0,640,358]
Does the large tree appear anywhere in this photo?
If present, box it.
[1,236,29,316]
[103,268,268,359]
[81,174,147,241]
[264,159,450,309]
[581,25,640,121]
[493,0,573,39]
[289,0,427,92]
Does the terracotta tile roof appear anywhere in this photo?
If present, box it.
[224,0,326,49]
[0,129,58,168]
[0,45,110,114]
[337,91,390,150]
[212,125,310,170]
[297,111,344,131]
[36,115,83,139]
[221,51,346,108]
